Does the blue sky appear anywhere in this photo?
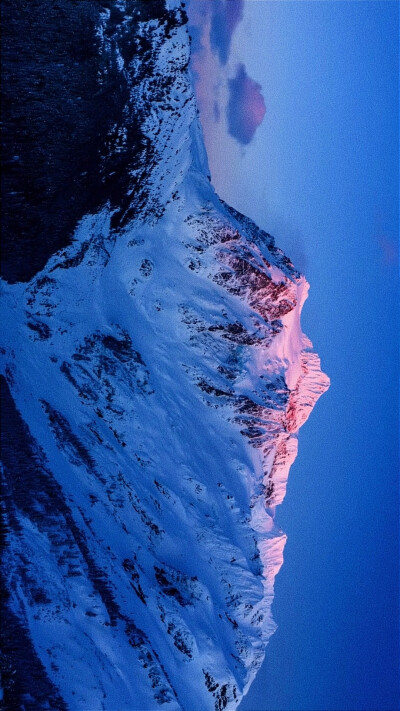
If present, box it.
[188,2,399,709]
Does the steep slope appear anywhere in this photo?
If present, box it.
[0,2,329,710]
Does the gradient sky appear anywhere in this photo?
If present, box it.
[188,2,399,710]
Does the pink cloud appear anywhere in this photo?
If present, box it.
[226,64,266,144]
[187,0,244,65]
[186,2,266,148]
[378,234,399,266]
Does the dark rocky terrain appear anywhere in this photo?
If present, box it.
[1,0,186,282]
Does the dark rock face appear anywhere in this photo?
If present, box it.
[1,0,185,282]
[1,376,69,710]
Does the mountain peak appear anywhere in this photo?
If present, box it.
[1,3,329,709]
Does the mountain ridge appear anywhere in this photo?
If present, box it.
[0,2,329,709]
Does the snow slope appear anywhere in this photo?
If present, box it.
[0,3,329,710]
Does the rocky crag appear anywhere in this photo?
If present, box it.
[0,2,329,709]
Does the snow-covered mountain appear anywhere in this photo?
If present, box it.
[0,2,329,709]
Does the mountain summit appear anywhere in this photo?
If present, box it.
[0,2,329,709]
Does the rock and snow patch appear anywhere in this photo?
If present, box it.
[0,4,329,710]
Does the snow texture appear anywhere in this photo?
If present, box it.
[0,4,329,710]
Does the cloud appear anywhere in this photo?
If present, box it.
[209,0,244,65]
[213,100,221,123]
[187,0,244,66]
[377,234,398,266]
[373,213,398,267]
[186,2,266,149]
[226,64,266,145]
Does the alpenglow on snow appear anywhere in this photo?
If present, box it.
[0,2,329,710]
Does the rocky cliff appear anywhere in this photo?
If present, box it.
[0,2,329,709]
